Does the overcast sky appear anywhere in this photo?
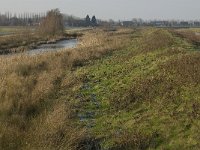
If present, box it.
[0,0,200,20]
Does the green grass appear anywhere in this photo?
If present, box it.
[68,28,200,149]
[0,26,32,34]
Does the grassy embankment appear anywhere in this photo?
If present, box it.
[0,27,200,149]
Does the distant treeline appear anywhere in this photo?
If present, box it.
[0,11,101,27]
[121,19,200,28]
[63,14,98,27]
[0,12,46,26]
[5,11,199,28]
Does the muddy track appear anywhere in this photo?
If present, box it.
[74,75,102,150]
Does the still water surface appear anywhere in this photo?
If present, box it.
[28,39,78,55]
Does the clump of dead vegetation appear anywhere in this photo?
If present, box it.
[140,29,175,52]
[110,131,162,150]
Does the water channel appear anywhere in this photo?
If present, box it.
[28,39,78,55]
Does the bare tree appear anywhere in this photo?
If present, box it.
[38,9,64,37]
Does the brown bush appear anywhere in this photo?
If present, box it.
[38,9,64,37]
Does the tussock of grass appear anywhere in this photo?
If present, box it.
[110,131,162,150]
[140,29,175,52]
[160,53,200,84]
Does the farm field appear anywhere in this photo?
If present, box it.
[0,27,200,149]
[0,26,32,35]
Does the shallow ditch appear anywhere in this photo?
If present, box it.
[0,39,78,56]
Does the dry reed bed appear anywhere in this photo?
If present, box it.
[140,29,175,52]
[0,28,132,149]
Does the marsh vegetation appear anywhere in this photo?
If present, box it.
[0,27,200,149]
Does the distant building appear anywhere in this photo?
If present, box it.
[194,21,200,27]
[180,21,189,27]
[122,21,135,27]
